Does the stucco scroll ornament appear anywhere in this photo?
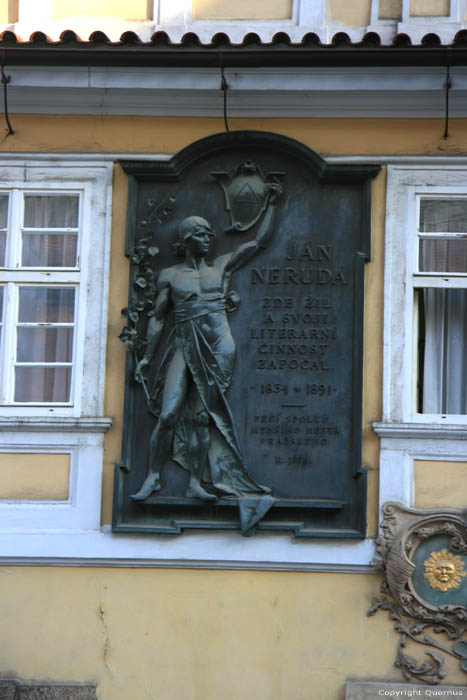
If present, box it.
[368,502,467,684]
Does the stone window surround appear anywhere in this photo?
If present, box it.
[373,163,467,523]
[0,159,113,533]
[369,0,467,42]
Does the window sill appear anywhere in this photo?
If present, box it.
[373,421,467,439]
[0,416,113,433]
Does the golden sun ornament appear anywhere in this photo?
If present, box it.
[423,549,466,592]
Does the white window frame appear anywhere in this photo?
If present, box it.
[157,0,326,42]
[397,0,466,42]
[401,0,465,23]
[382,165,467,426]
[0,161,112,418]
[369,0,467,43]
[374,164,467,518]
[0,159,113,535]
[0,187,81,410]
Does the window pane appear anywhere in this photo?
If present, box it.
[420,199,467,232]
[0,231,6,267]
[14,366,72,402]
[17,327,74,362]
[24,194,79,228]
[0,285,3,347]
[0,194,9,266]
[0,194,9,228]
[419,288,467,414]
[18,287,75,323]
[419,238,467,272]
[21,232,78,267]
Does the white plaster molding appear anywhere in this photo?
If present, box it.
[10,20,157,43]
[3,153,467,165]
[397,0,466,42]
[0,431,105,530]
[0,528,377,571]
[5,0,467,44]
[383,165,467,426]
[373,421,467,439]
[368,0,400,42]
[396,22,463,43]
[402,0,465,22]
[377,163,467,518]
[0,158,113,538]
[0,417,113,432]
[158,0,190,26]
[3,65,466,118]
[377,432,467,521]
[9,65,452,92]
[323,22,370,43]
[18,0,53,25]
[8,0,326,44]
[0,160,113,419]
[379,446,413,508]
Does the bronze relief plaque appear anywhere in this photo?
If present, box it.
[113,131,379,537]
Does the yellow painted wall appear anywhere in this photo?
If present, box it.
[2,114,466,530]
[0,115,466,698]
[0,0,6,23]
[0,0,17,23]
[414,460,467,509]
[410,0,449,16]
[50,0,150,20]
[328,0,371,26]
[193,0,292,21]
[0,567,416,700]
[2,115,466,157]
[379,0,402,19]
[0,112,459,532]
[0,453,69,500]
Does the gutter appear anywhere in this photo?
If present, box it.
[0,30,466,68]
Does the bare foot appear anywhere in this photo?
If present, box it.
[185,480,217,502]
[130,473,161,500]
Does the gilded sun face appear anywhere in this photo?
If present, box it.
[423,549,466,592]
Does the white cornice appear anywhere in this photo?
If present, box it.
[3,153,467,166]
[3,65,467,118]
[373,421,467,440]
[0,417,113,432]
[0,528,378,571]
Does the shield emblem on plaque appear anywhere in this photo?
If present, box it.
[212,161,285,233]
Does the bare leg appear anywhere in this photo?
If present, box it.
[185,407,216,501]
[131,349,189,500]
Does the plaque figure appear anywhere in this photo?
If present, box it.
[131,182,282,529]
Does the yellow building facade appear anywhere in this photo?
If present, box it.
[0,1,466,699]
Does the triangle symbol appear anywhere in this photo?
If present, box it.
[234,183,260,203]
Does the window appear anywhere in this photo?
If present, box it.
[0,160,112,536]
[0,161,112,419]
[415,196,467,415]
[0,191,81,406]
[374,165,467,520]
[381,166,467,425]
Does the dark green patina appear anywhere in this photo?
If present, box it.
[113,130,379,537]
